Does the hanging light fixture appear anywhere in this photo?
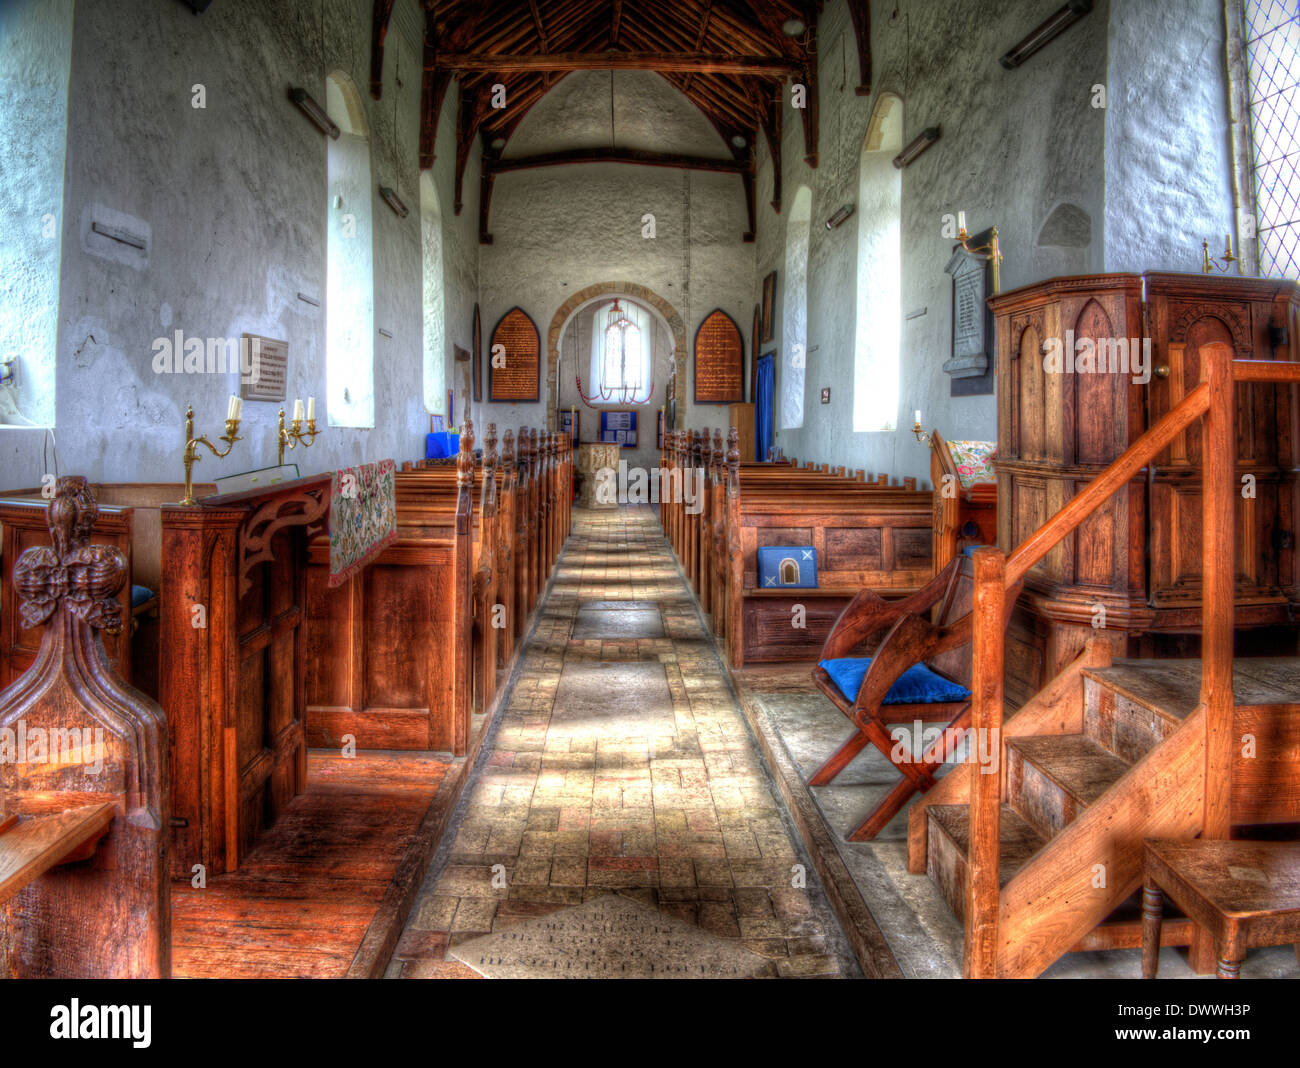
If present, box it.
[576,299,655,407]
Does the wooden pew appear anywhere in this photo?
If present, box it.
[304,434,476,757]
[0,477,170,977]
[0,481,214,696]
[159,473,331,878]
[930,430,998,575]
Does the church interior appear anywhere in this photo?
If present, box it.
[3,0,1300,997]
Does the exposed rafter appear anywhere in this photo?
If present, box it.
[435,51,801,75]
[383,1,828,232]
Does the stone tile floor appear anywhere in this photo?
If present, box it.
[392,505,858,979]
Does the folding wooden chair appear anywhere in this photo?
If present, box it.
[809,556,1023,840]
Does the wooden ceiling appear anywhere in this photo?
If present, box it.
[369,1,872,242]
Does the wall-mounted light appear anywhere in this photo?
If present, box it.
[289,87,340,140]
[892,126,940,169]
[0,357,17,388]
[826,204,855,229]
[730,134,748,149]
[380,186,409,218]
[1000,0,1093,70]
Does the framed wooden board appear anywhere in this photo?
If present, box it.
[488,307,540,402]
[694,309,745,404]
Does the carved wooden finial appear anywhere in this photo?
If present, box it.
[13,476,127,634]
[502,428,515,466]
[457,425,474,488]
[727,426,740,468]
[713,428,724,464]
[484,422,498,471]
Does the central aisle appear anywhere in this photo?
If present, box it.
[391,504,856,978]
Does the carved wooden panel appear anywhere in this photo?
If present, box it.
[824,527,882,572]
[489,307,540,402]
[694,309,745,404]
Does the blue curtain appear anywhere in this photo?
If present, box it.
[756,354,774,462]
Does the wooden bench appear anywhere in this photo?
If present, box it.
[1142,839,1300,978]
[0,481,214,696]
[0,477,170,977]
[305,430,478,756]
[930,431,997,575]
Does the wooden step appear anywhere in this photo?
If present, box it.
[1007,734,1131,839]
[926,804,1044,924]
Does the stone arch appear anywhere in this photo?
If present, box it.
[546,282,687,430]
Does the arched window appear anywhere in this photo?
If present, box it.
[779,558,799,584]
[420,171,445,416]
[853,93,902,433]
[589,300,653,403]
[782,187,812,429]
[0,0,72,429]
[325,72,374,428]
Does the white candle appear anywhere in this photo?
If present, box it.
[914,409,922,426]
[233,396,242,420]
[957,211,967,235]
[306,396,316,421]
[293,398,305,422]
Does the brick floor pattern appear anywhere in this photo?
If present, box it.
[393,504,851,979]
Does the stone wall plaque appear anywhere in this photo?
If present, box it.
[450,894,769,979]
[944,241,994,396]
[239,334,288,403]
[693,309,744,404]
[488,307,540,402]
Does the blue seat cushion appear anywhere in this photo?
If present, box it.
[818,657,972,706]
[131,584,155,609]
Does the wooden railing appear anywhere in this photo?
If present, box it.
[964,342,1300,978]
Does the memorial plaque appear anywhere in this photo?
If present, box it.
[488,307,540,402]
[550,660,675,738]
[693,309,744,404]
[944,243,993,395]
[239,334,288,403]
[450,894,769,979]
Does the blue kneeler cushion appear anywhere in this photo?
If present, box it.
[131,584,155,609]
[756,545,818,588]
[818,657,972,706]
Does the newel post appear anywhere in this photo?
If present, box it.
[965,545,1006,978]
[1200,342,1236,841]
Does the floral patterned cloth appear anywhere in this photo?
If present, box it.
[946,440,997,490]
[328,459,398,587]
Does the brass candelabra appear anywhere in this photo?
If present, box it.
[1201,234,1237,274]
[277,400,320,466]
[958,220,1003,294]
[181,400,243,506]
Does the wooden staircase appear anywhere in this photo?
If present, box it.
[913,656,1300,976]
[906,340,1300,978]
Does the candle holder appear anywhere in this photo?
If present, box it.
[912,419,932,446]
[958,222,1003,293]
[277,407,321,466]
[1200,235,1237,275]
[181,403,242,505]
